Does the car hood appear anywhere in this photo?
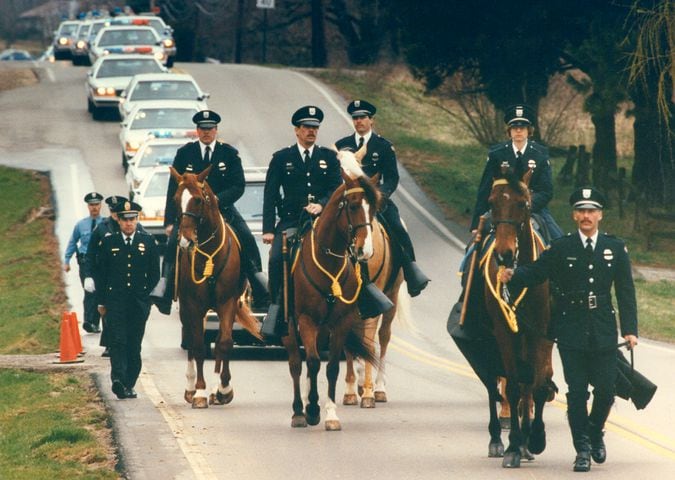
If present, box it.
[89,76,134,89]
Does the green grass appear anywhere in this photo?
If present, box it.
[0,166,65,354]
[0,369,117,479]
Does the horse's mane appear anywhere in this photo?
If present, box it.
[494,170,529,198]
[357,175,383,211]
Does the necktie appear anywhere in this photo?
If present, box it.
[126,236,132,247]
[91,218,96,232]
[357,136,364,149]
[303,149,311,165]
[204,145,211,164]
[585,237,593,255]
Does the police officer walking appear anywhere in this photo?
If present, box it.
[500,187,638,472]
[261,105,342,335]
[471,104,562,241]
[64,192,104,333]
[336,100,429,297]
[95,201,160,399]
[152,110,268,313]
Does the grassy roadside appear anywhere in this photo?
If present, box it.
[309,67,675,340]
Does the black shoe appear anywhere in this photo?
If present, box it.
[101,347,110,357]
[125,388,138,399]
[590,431,606,464]
[154,299,172,315]
[83,322,95,333]
[573,452,591,472]
[90,323,101,333]
[112,380,127,399]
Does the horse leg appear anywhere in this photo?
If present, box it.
[325,317,353,431]
[487,378,504,458]
[282,326,306,428]
[184,357,197,404]
[497,376,511,430]
[528,385,549,455]
[360,316,378,408]
[374,305,395,403]
[518,390,535,461]
[502,377,523,468]
[210,299,236,406]
[298,315,321,426]
[343,351,358,406]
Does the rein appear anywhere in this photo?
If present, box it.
[189,214,228,284]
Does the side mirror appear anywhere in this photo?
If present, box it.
[201,92,210,100]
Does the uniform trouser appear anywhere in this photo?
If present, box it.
[268,220,295,301]
[559,347,616,452]
[106,294,151,389]
[77,256,100,328]
[379,199,416,262]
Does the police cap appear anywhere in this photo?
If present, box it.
[113,200,142,219]
[105,195,128,209]
[192,110,221,129]
[291,105,323,127]
[569,187,605,210]
[347,99,376,118]
[504,104,534,127]
[84,192,103,204]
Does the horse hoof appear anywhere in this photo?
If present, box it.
[291,415,307,428]
[343,394,358,406]
[499,417,510,430]
[211,389,234,405]
[502,451,521,468]
[374,391,388,403]
[184,390,196,404]
[520,446,535,461]
[192,396,209,409]
[325,419,342,431]
[528,429,546,454]
[360,397,376,409]
[488,441,504,458]
[306,414,321,426]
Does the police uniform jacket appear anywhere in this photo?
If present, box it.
[83,217,148,279]
[509,232,638,351]
[164,140,245,227]
[335,132,399,199]
[94,230,160,306]
[263,145,342,234]
[471,140,553,230]
[64,215,104,264]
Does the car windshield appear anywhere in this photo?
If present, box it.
[147,19,167,34]
[90,22,106,39]
[98,29,157,47]
[129,81,199,101]
[77,24,91,39]
[137,144,181,168]
[97,58,163,78]
[130,108,195,129]
[144,171,170,197]
[235,183,264,222]
[58,23,79,36]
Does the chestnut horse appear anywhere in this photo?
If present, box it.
[283,154,381,430]
[171,166,262,409]
[482,169,556,467]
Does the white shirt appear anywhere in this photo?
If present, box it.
[578,230,599,251]
[296,144,315,158]
[512,140,528,156]
[354,130,373,146]
[123,232,136,245]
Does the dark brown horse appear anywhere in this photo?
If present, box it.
[171,166,262,409]
[283,154,381,430]
[482,169,556,467]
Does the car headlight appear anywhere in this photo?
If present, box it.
[76,40,86,49]
[154,51,165,61]
[58,37,68,45]
[125,140,141,153]
[95,86,116,96]
[162,39,174,48]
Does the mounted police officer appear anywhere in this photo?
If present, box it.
[471,104,562,241]
[260,106,342,336]
[64,191,105,333]
[500,187,638,472]
[95,201,160,400]
[152,110,269,314]
[335,100,429,298]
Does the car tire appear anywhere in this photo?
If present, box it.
[87,98,93,114]
[166,56,174,68]
[92,106,102,120]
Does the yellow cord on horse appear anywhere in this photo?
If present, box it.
[190,215,227,284]
[483,243,526,333]
[309,225,363,304]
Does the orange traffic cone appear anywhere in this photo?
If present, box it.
[53,312,83,364]
[68,311,84,355]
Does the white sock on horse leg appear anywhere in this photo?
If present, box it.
[185,360,197,391]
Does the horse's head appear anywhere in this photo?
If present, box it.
[488,169,532,267]
[334,149,382,261]
[170,165,219,248]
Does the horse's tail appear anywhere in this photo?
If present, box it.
[235,301,263,341]
[393,285,413,331]
[344,329,380,368]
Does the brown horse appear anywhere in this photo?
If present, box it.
[482,169,556,467]
[283,154,381,430]
[171,166,262,409]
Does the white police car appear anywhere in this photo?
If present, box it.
[133,165,170,243]
[118,73,209,120]
[52,20,81,60]
[119,100,200,170]
[125,137,189,197]
[70,21,92,66]
[86,54,166,120]
[111,15,177,67]
[89,25,165,66]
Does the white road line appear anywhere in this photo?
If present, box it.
[45,65,56,83]
[293,70,467,250]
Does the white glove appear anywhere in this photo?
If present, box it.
[84,277,96,293]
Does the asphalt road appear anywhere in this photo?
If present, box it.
[0,60,674,479]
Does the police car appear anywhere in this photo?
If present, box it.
[119,100,200,170]
[86,54,166,120]
[88,25,165,66]
[52,20,81,60]
[125,137,189,197]
[70,21,93,66]
[132,165,170,244]
[118,73,209,120]
[204,167,271,349]
[111,15,177,67]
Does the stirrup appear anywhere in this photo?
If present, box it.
[403,261,430,296]
[358,282,394,319]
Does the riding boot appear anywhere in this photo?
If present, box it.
[402,259,430,297]
[242,256,270,310]
[150,256,174,315]
[588,394,613,464]
[567,392,591,472]
[261,292,286,339]
[357,261,394,319]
